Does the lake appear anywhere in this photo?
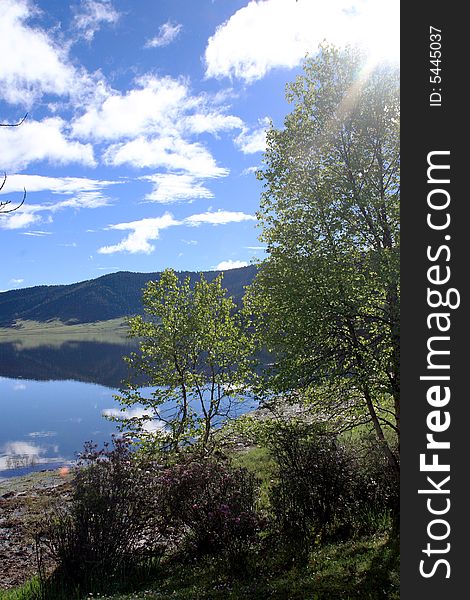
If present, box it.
[0,337,255,479]
[0,340,134,479]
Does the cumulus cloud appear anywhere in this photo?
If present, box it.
[0,209,43,230]
[182,113,243,135]
[205,0,399,82]
[104,135,228,178]
[3,174,119,195]
[0,0,93,105]
[97,210,256,254]
[146,21,182,48]
[71,76,189,141]
[235,117,270,154]
[73,0,120,42]
[0,118,95,171]
[215,260,249,270]
[98,213,180,254]
[142,173,214,203]
[71,75,242,196]
[185,209,256,227]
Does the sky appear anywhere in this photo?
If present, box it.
[0,0,399,291]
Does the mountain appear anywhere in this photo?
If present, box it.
[0,265,257,326]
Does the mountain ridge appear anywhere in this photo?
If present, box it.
[0,265,257,326]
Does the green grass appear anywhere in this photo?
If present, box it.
[2,533,398,600]
[0,578,42,600]
[231,445,277,511]
[0,319,130,349]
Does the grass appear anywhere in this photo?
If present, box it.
[0,578,42,600]
[0,319,130,349]
[231,445,277,512]
[1,533,398,600]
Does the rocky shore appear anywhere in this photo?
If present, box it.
[0,469,72,590]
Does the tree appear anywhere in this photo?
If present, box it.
[0,113,27,214]
[247,46,399,471]
[114,269,254,451]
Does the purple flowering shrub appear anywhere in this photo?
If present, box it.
[156,454,262,563]
[38,437,161,585]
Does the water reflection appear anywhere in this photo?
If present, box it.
[0,340,136,388]
[0,440,64,472]
[0,339,256,479]
[0,377,121,479]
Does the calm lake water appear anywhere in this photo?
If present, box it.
[0,340,255,479]
[0,340,135,479]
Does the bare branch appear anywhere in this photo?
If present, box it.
[0,113,28,127]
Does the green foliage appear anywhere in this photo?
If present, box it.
[113,269,255,451]
[246,45,400,467]
[265,422,398,563]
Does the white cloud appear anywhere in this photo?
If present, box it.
[71,75,241,187]
[73,0,120,42]
[97,210,256,255]
[235,118,270,154]
[0,0,92,105]
[0,117,95,171]
[72,76,189,141]
[51,191,112,211]
[0,177,117,230]
[205,0,399,82]
[3,174,119,195]
[21,230,52,237]
[185,210,256,227]
[215,260,249,270]
[98,213,179,254]
[104,135,228,178]
[142,173,214,203]
[183,113,243,135]
[146,21,182,48]
[0,210,42,230]
[241,166,259,176]
[9,278,24,286]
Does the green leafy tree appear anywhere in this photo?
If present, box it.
[247,46,399,471]
[114,268,254,451]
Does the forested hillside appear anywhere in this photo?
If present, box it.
[0,265,256,325]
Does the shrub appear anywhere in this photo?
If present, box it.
[351,435,400,531]
[38,437,160,588]
[156,453,262,570]
[267,422,357,554]
[266,421,400,560]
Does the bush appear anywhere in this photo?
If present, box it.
[267,423,356,552]
[156,453,262,570]
[38,437,160,588]
[266,422,399,560]
[351,435,400,531]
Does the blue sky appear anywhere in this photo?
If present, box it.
[0,0,398,291]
